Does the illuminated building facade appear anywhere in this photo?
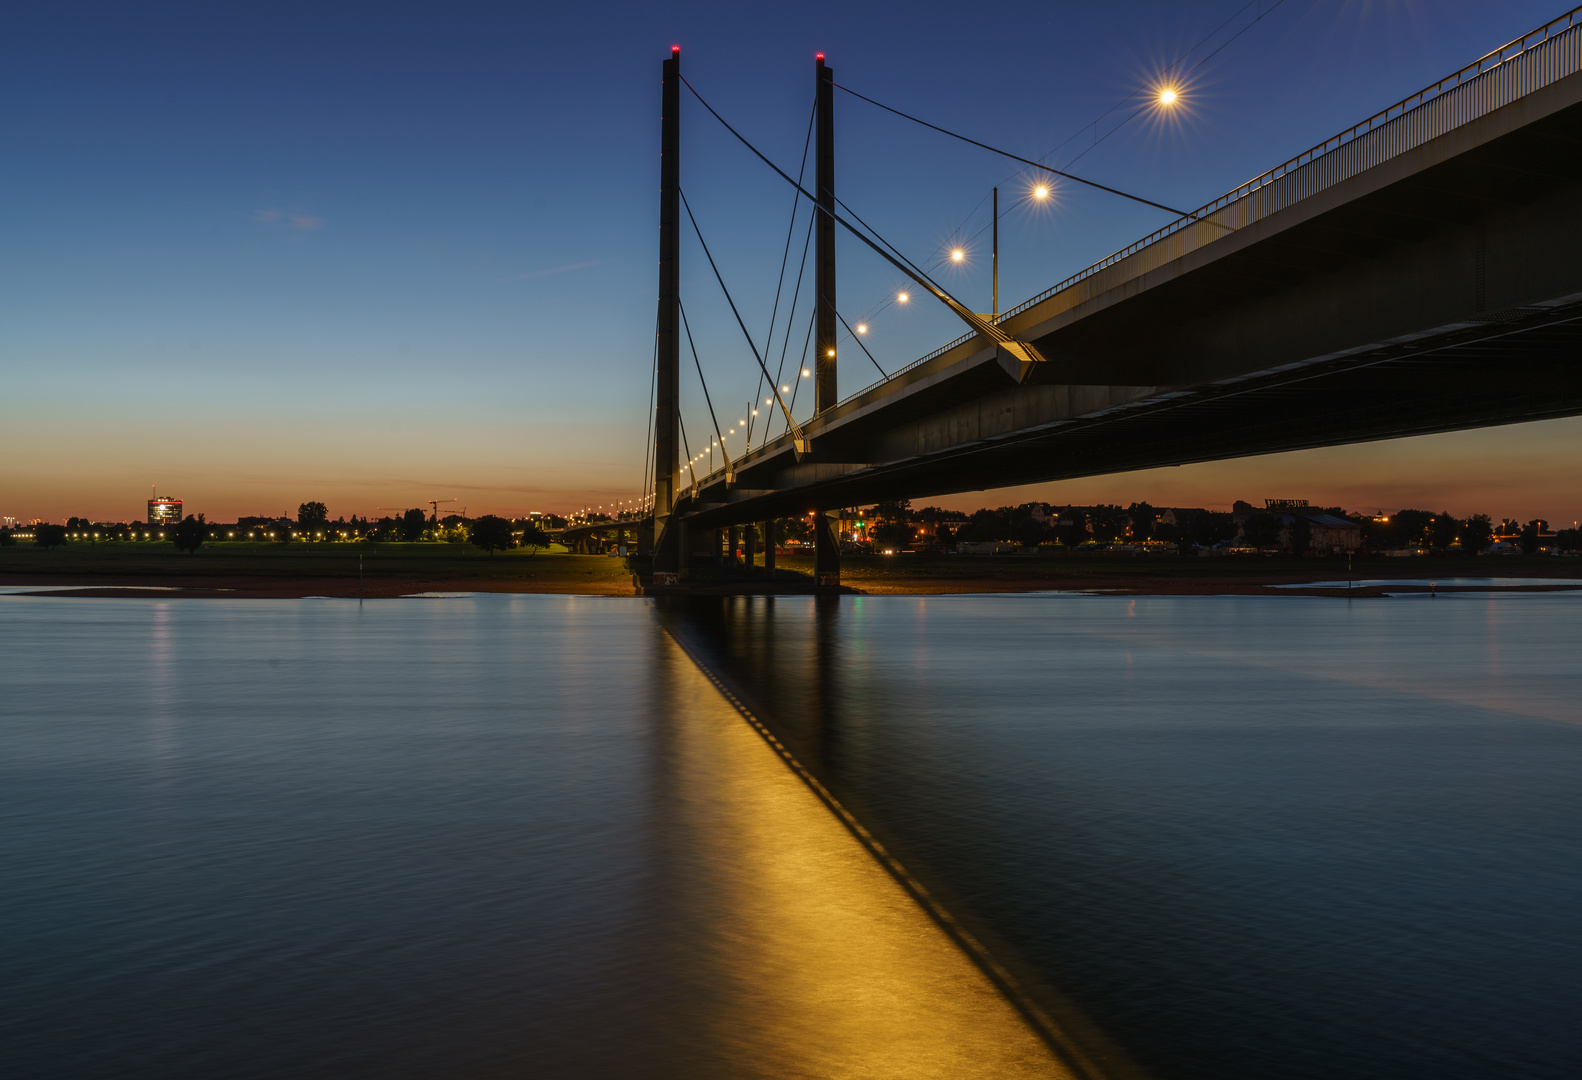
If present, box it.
[148,497,183,525]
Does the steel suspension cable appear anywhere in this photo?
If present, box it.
[1060,0,1292,178]
[758,201,816,450]
[678,411,696,490]
[784,304,815,434]
[831,193,951,294]
[900,0,1289,267]
[832,83,1206,221]
[822,294,887,378]
[678,187,806,443]
[639,320,657,512]
[677,298,731,476]
[750,95,818,450]
[680,76,1008,346]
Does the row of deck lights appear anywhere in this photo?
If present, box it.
[671,84,1182,481]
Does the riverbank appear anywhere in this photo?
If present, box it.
[4,543,1579,598]
[0,543,638,598]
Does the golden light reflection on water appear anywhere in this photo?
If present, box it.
[652,631,1073,1079]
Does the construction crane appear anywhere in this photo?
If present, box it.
[374,498,457,526]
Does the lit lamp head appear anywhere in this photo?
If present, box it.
[951,249,964,262]
[1158,87,1178,106]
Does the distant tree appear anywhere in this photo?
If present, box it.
[781,516,812,543]
[470,515,515,554]
[35,524,67,549]
[1519,520,1540,555]
[1063,508,1090,545]
[1199,511,1238,547]
[1288,515,1312,555]
[519,523,552,555]
[1241,512,1282,549]
[934,523,953,547]
[1127,502,1156,542]
[399,508,427,542]
[871,521,910,549]
[1014,516,1048,547]
[173,513,207,553]
[298,501,328,531]
[0,528,14,547]
[963,507,1011,542]
[1462,514,1493,552]
[66,516,90,531]
[1429,512,1458,549]
[872,497,912,521]
[1556,527,1581,553]
[1391,509,1436,548]
[1088,504,1129,544]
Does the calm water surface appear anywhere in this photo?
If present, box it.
[2,592,1579,1078]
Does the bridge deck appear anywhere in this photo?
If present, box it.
[677,10,1582,528]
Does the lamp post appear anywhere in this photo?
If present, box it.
[987,182,1050,320]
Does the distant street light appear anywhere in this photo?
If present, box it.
[1158,87,1179,106]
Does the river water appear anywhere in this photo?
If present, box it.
[2,591,1579,1078]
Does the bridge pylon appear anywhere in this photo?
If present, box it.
[652,45,683,585]
[814,53,840,589]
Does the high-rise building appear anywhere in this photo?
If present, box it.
[148,497,182,525]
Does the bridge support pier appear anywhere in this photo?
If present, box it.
[650,45,682,587]
[728,525,739,566]
[814,510,840,588]
[763,520,776,579]
[744,522,757,571]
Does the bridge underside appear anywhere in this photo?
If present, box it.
[669,66,1582,532]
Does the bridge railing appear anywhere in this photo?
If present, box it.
[833,4,1582,408]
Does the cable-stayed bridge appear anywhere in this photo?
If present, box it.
[579,10,1582,587]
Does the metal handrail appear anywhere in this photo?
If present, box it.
[829,4,1582,407]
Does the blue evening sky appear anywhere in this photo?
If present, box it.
[3,1,1576,523]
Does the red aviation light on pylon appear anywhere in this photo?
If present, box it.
[672,45,680,54]
[816,52,825,60]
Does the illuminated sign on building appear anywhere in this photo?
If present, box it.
[148,497,183,525]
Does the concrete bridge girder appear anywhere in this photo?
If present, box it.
[666,64,1582,533]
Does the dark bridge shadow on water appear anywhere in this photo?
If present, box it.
[652,595,1145,1080]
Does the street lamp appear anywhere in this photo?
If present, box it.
[988,181,1051,318]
